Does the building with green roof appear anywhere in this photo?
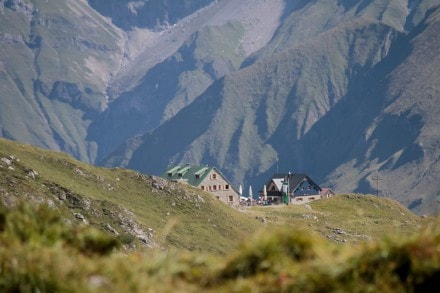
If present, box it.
[163,164,240,207]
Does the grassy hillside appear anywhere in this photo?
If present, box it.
[0,137,424,252]
[0,138,259,254]
[2,137,438,291]
[0,199,438,292]
[1,136,426,250]
[244,194,422,244]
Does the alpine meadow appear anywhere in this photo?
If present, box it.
[1,0,440,291]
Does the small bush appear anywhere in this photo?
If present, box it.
[0,202,119,254]
[117,233,136,245]
[219,227,327,279]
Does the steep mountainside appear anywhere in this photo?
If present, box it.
[102,0,440,215]
[1,0,440,215]
[0,0,125,162]
[0,0,286,162]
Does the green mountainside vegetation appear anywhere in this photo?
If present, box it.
[2,137,439,291]
[1,1,440,215]
[0,138,259,253]
[109,0,440,216]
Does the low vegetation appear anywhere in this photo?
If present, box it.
[0,201,439,292]
[1,138,438,291]
[0,138,259,253]
[244,194,422,244]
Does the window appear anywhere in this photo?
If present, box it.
[225,184,230,190]
[211,173,217,180]
[218,185,222,190]
[201,186,205,191]
[213,185,217,191]
[228,195,234,202]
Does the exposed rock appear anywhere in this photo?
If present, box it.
[74,213,87,224]
[333,228,347,235]
[303,214,318,221]
[57,192,67,201]
[138,236,149,244]
[326,234,348,243]
[74,168,86,177]
[116,208,154,247]
[151,176,168,190]
[103,223,119,235]
[26,168,38,179]
[1,157,12,166]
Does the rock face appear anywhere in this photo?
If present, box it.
[1,0,440,215]
[88,0,216,30]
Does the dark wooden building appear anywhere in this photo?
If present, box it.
[263,173,325,204]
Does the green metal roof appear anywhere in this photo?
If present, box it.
[162,165,239,194]
[163,164,213,186]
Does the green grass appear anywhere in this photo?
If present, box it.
[1,137,439,291]
[243,194,422,244]
[0,200,439,292]
[2,136,425,252]
[0,138,260,254]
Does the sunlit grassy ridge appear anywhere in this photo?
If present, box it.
[244,194,422,244]
[1,137,437,291]
[0,137,423,252]
[0,138,259,253]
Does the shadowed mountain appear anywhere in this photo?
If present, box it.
[1,0,440,215]
[88,0,215,30]
[102,1,440,215]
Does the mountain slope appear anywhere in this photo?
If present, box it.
[1,0,440,216]
[0,0,287,163]
[303,4,440,216]
[0,0,125,162]
[103,0,440,215]
[0,137,260,253]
